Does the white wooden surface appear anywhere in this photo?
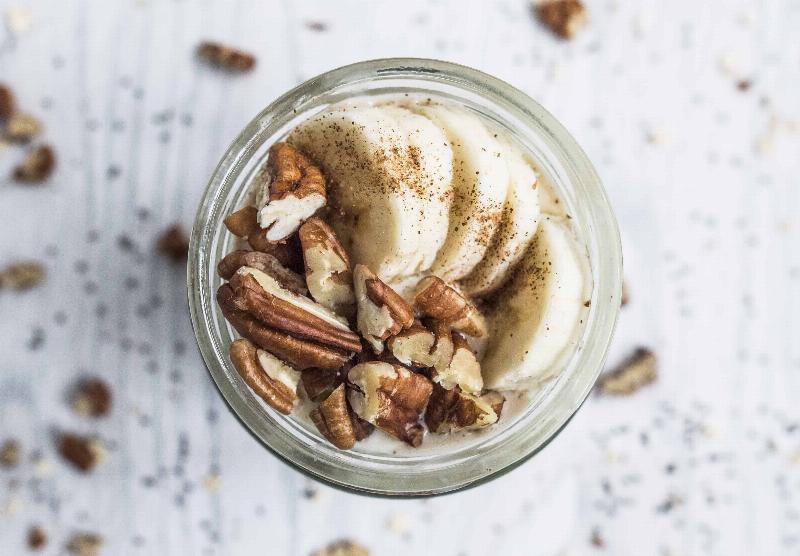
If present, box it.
[1,1,799,554]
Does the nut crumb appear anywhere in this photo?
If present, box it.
[311,540,370,556]
[157,225,189,261]
[13,145,56,183]
[70,378,112,418]
[0,84,15,118]
[736,79,753,92]
[0,438,21,468]
[197,41,256,72]
[27,525,47,550]
[535,0,587,39]
[0,261,45,291]
[598,347,657,395]
[66,533,103,556]
[5,113,42,142]
[57,433,105,473]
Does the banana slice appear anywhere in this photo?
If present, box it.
[482,218,590,390]
[287,106,450,283]
[413,104,509,281]
[459,143,540,296]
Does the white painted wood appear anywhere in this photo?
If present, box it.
[1,0,799,554]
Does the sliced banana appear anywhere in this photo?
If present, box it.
[287,106,425,283]
[482,217,590,390]
[459,143,540,296]
[413,104,509,281]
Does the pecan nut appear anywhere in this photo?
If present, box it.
[414,276,487,337]
[536,0,587,40]
[387,320,455,374]
[229,338,300,414]
[299,217,356,318]
[13,144,56,183]
[257,142,326,241]
[223,206,262,239]
[310,384,358,450]
[218,249,307,294]
[218,285,349,371]
[347,361,432,447]
[425,384,499,434]
[301,367,343,402]
[354,264,414,353]
[597,347,657,396]
[431,333,483,394]
[197,41,256,72]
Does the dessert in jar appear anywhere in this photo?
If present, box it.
[213,94,591,453]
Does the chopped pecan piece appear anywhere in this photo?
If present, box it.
[301,367,342,402]
[598,347,657,395]
[257,142,326,241]
[299,217,356,318]
[218,249,307,295]
[13,144,56,183]
[310,384,358,449]
[386,323,436,368]
[0,438,20,468]
[432,333,483,394]
[70,378,112,418]
[218,285,350,371]
[57,433,105,473]
[0,84,15,119]
[425,384,498,433]
[230,268,361,352]
[229,338,300,414]
[28,525,47,550]
[347,362,432,447]
[535,0,587,40]
[223,206,262,239]
[157,224,189,261]
[311,540,371,556]
[415,276,486,338]
[354,265,414,353]
[197,41,256,72]
[66,533,103,556]
[0,261,45,290]
[5,113,42,142]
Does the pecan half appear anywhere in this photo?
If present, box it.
[229,338,299,414]
[197,41,256,72]
[13,144,56,183]
[0,84,15,119]
[257,142,326,241]
[415,276,487,338]
[218,285,349,371]
[597,347,657,395]
[536,0,587,40]
[218,249,307,295]
[347,361,432,447]
[299,217,355,318]
[425,384,498,434]
[223,206,262,239]
[310,384,358,450]
[230,269,361,352]
[354,264,414,353]
[432,333,483,394]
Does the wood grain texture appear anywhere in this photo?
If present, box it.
[1,1,799,554]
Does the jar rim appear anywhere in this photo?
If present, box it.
[188,57,622,497]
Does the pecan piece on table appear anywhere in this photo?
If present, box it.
[597,347,657,396]
[415,276,487,338]
[0,261,45,291]
[197,41,256,72]
[354,264,414,353]
[13,144,56,183]
[157,224,189,261]
[256,142,327,242]
[535,0,587,40]
[70,377,112,418]
[57,433,105,473]
[299,217,356,318]
[229,338,300,414]
[0,83,15,119]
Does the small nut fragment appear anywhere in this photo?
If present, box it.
[57,433,105,473]
[257,142,326,241]
[197,41,256,72]
[0,84,15,119]
[218,285,350,371]
[0,261,45,290]
[299,217,356,318]
[354,265,415,353]
[13,144,56,183]
[310,384,358,450]
[311,540,370,556]
[415,276,487,338]
[480,390,506,419]
[70,378,112,418]
[229,338,300,414]
[535,0,587,39]
[157,224,189,261]
[598,347,657,395]
[386,323,435,368]
[66,533,103,556]
[4,113,42,142]
[27,525,47,550]
[425,384,498,434]
[432,333,483,394]
[230,268,362,352]
[217,249,307,295]
[347,361,432,447]
[223,206,261,239]
[0,438,20,468]
[301,367,342,403]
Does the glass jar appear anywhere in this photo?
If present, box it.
[188,58,622,496]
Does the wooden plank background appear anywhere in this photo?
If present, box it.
[1,1,799,554]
